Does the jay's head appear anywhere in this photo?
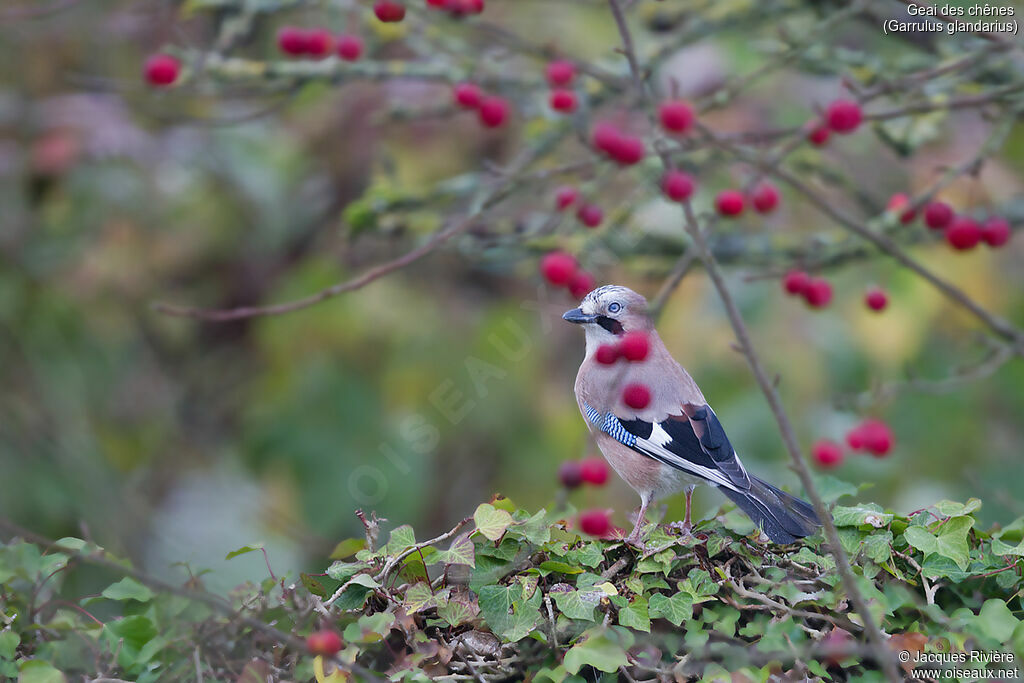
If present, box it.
[562,285,651,345]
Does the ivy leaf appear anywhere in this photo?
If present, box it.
[617,596,650,632]
[648,592,694,626]
[301,573,328,599]
[404,583,448,614]
[905,516,973,570]
[326,561,371,582]
[862,531,893,564]
[932,499,981,517]
[329,538,367,560]
[225,545,263,561]
[0,631,19,660]
[474,504,515,542]
[101,577,154,603]
[508,509,551,545]
[552,588,603,621]
[832,505,893,528]
[537,561,583,576]
[975,599,1019,643]
[17,661,65,683]
[433,535,476,568]
[383,525,416,555]
[438,593,480,628]
[477,582,542,642]
[562,629,629,674]
[812,475,859,503]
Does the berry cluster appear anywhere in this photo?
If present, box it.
[806,98,864,146]
[558,457,609,489]
[539,251,596,298]
[546,60,578,114]
[594,331,649,365]
[887,194,1012,251]
[713,182,780,218]
[452,83,510,129]
[425,0,485,16]
[812,418,895,468]
[591,123,645,166]
[782,270,834,309]
[276,27,352,59]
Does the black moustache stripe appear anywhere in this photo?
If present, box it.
[596,315,624,335]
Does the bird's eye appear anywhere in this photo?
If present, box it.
[607,302,621,314]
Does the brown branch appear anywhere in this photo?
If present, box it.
[604,2,903,680]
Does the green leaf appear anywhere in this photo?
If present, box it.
[17,660,65,683]
[552,588,602,621]
[384,525,416,555]
[507,509,551,545]
[617,596,650,632]
[0,631,19,660]
[326,560,371,582]
[101,578,155,603]
[562,629,629,674]
[832,505,893,528]
[905,516,974,570]
[648,592,694,626]
[976,599,1019,643]
[433,535,475,568]
[862,531,893,564]
[477,582,542,642]
[812,475,859,503]
[932,499,981,517]
[437,593,480,628]
[301,573,328,599]
[329,538,367,560]
[224,544,263,560]
[404,583,448,614]
[537,561,583,576]
[474,504,514,542]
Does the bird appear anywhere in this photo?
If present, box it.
[563,284,820,545]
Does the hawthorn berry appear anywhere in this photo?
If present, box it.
[782,269,810,296]
[304,28,334,59]
[540,251,576,286]
[568,270,595,299]
[277,26,308,56]
[546,60,575,87]
[945,217,981,251]
[923,201,954,230]
[661,170,695,202]
[477,96,509,127]
[618,331,650,362]
[751,182,780,213]
[426,0,448,6]
[802,277,833,308]
[658,100,695,134]
[982,217,1011,247]
[812,440,844,469]
[622,383,651,410]
[307,630,343,657]
[453,82,483,109]
[336,35,364,61]
[825,99,862,134]
[373,1,406,22]
[580,457,609,485]
[864,288,888,312]
[610,135,645,165]
[549,89,577,113]
[143,54,180,86]
[558,461,584,488]
[595,344,619,365]
[845,427,864,451]
[447,0,484,14]
[579,509,612,536]
[807,121,830,146]
[554,186,579,211]
[576,203,603,228]
[858,419,893,457]
[887,193,916,224]
[715,190,745,217]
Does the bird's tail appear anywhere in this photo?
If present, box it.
[721,476,821,544]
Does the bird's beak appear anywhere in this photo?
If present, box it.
[562,307,597,324]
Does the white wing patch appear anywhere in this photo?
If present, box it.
[632,437,741,492]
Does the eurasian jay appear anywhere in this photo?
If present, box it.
[563,284,820,545]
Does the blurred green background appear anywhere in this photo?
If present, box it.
[1,0,1022,591]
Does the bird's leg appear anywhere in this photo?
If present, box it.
[624,495,651,548]
[667,485,697,537]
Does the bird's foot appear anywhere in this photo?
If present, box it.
[665,520,693,538]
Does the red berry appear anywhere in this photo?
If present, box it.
[751,183,780,213]
[845,427,865,451]
[549,89,577,113]
[887,193,916,224]
[923,201,954,230]
[579,509,611,537]
[715,190,745,217]
[426,0,447,6]
[858,419,893,457]
[982,217,1011,247]
[277,27,308,56]
[453,82,483,109]
[558,461,584,489]
[661,170,695,202]
[555,186,579,211]
[336,34,364,61]
[802,277,833,308]
[658,100,695,134]
[782,269,810,296]
[540,251,576,286]
[945,217,981,251]
[477,97,509,127]
[580,457,609,486]
[807,121,830,146]
[568,270,595,299]
[591,123,621,155]
[143,54,180,86]
[307,630,343,657]
[546,60,575,87]
[825,99,862,134]
[576,203,603,228]
[812,440,844,469]
[373,1,406,22]
[609,135,645,165]
[304,28,333,59]
[864,288,888,312]
[594,344,619,365]
[448,0,484,14]
[618,331,650,362]
[622,383,651,410]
